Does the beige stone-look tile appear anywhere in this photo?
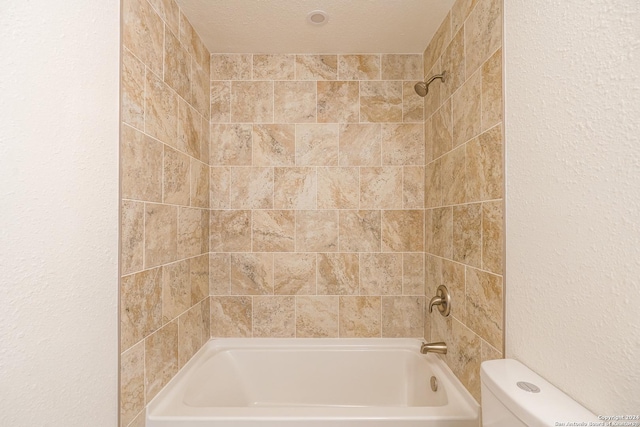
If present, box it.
[452,69,481,147]
[122,48,145,129]
[481,339,503,362]
[423,60,443,120]
[210,81,231,123]
[431,99,453,159]
[465,0,502,77]
[253,54,294,80]
[339,210,381,253]
[382,296,424,337]
[121,267,162,351]
[296,210,338,252]
[296,296,339,338]
[210,296,252,337]
[122,200,144,275]
[425,114,433,163]
[440,27,465,102]
[466,125,503,202]
[177,207,208,258]
[252,210,295,252]
[161,259,190,323]
[296,55,338,80]
[209,253,231,295]
[273,167,316,210]
[231,253,274,295]
[430,306,452,343]
[425,159,443,208]
[230,167,274,209]
[252,124,295,166]
[122,125,163,202]
[210,167,230,209]
[381,123,424,166]
[231,81,273,123]
[177,110,203,162]
[209,209,251,252]
[211,54,251,80]
[402,253,424,295]
[191,61,210,119]
[425,255,465,321]
[190,159,209,208]
[253,296,295,338]
[179,11,208,67]
[317,81,359,123]
[338,123,381,166]
[452,0,478,34]
[123,0,163,75]
[423,13,451,75]
[453,204,482,267]
[178,305,202,368]
[360,81,402,123]
[426,207,453,258]
[339,296,381,337]
[145,204,178,268]
[317,167,359,209]
[164,29,190,100]
[145,321,178,401]
[274,81,316,123]
[381,210,424,252]
[317,253,359,295]
[296,124,339,166]
[360,253,402,295]
[163,146,190,205]
[201,115,210,165]
[381,54,423,80]
[127,409,146,427]
[442,145,466,206]
[338,55,380,80]
[190,254,208,304]
[210,124,252,166]
[482,200,503,274]
[120,341,145,426]
[148,0,179,34]
[274,253,316,295]
[466,267,503,350]
[481,48,503,131]
[403,166,425,209]
[360,167,403,209]
[402,82,424,123]
[448,318,481,402]
[200,297,211,340]
[145,70,178,146]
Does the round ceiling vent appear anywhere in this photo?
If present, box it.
[307,10,328,25]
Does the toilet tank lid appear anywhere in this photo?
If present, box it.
[481,359,599,426]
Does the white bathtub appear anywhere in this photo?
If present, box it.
[146,338,480,427]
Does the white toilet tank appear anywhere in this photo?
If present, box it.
[480,359,599,427]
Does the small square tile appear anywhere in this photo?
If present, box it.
[274,253,316,295]
[253,296,295,338]
[210,296,252,337]
[339,296,381,338]
[360,253,402,295]
[296,210,338,252]
[317,253,359,295]
[296,296,339,337]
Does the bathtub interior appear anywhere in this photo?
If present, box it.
[147,338,480,427]
[183,347,448,408]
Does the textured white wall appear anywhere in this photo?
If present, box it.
[505,0,640,414]
[0,1,119,425]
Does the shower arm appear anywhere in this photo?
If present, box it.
[425,71,446,86]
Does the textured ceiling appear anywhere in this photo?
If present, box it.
[176,0,455,54]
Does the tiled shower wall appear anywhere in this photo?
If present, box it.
[208,54,428,339]
[423,0,504,401]
[119,0,211,425]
